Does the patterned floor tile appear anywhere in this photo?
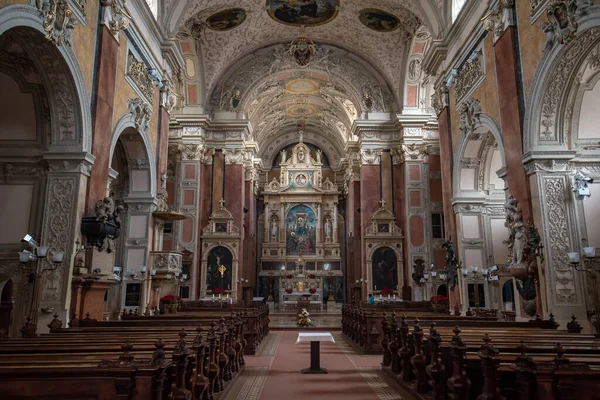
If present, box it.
[255,332,281,357]
[355,367,406,400]
[223,366,269,400]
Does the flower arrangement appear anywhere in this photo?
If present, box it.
[381,287,394,296]
[213,287,225,295]
[160,294,182,304]
[308,274,316,279]
[309,288,316,294]
[297,308,313,327]
[430,294,449,303]
[286,288,293,294]
[286,274,293,279]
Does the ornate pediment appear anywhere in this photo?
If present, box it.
[201,199,240,237]
[365,202,403,237]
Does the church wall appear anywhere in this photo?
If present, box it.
[449,33,501,155]
[515,0,551,97]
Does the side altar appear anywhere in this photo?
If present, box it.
[258,133,344,305]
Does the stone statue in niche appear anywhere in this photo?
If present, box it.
[412,259,426,284]
[281,149,287,163]
[324,217,332,239]
[316,149,322,163]
[270,219,279,242]
[408,59,422,81]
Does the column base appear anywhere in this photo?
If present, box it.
[70,278,114,320]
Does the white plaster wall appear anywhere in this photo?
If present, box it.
[126,248,146,271]
[578,81,600,139]
[583,182,600,248]
[131,170,150,192]
[461,214,481,238]
[460,168,476,190]
[0,184,33,243]
[464,248,484,269]
[464,140,482,157]
[490,218,509,264]
[128,215,149,238]
[0,72,36,141]
[489,150,505,189]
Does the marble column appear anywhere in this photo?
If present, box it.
[38,156,93,332]
[494,27,533,222]
[264,201,270,243]
[86,18,121,214]
[333,202,338,243]
[317,203,322,243]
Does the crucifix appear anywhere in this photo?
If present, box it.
[379,199,387,208]
[219,198,226,208]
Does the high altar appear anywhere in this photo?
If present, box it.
[259,133,343,305]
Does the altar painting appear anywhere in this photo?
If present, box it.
[286,205,316,255]
[206,246,233,291]
[371,247,398,291]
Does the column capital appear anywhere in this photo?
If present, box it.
[43,152,95,177]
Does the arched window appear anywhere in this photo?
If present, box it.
[453,0,468,22]
[145,0,158,19]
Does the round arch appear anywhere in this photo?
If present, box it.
[365,243,403,293]
[0,5,92,153]
[452,114,506,199]
[523,14,600,153]
[109,113,158,199]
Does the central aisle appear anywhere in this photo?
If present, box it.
[224,331,411,400]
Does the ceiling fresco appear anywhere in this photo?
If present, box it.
[266,0,340,27]
[206,8,247,31]
[358,8,401,32]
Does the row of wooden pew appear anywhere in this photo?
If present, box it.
[341,304,559,353]
[0,303,270,399]
[376,313,600,400]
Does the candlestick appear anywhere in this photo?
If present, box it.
[212,293,214,299]
[219,294,222,300]
[393,294,396,300]
[227,293,229,299]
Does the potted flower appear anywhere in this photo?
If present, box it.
[286,274,293,279]
[381,287,394,297]
[213,287,225,298]
[297,308,313,327]
[309,288,317,294]
[160,294,182,314]
[308,274,316,279]
[430,294,450,314]
[285,288,293,294]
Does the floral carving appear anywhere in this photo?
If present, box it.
[538,0,592,53]
[453,51,484,104]
[544,178,576,303]
[127,52,154,101]
[31,0,79,47]
[127,98,151,136]
[540,28,600,141]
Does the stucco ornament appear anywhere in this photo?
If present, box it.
[127,98,151,136]
[30,0,78,47]
[503,195,540,316]
[538,0,593,53]
[458,97,482,136]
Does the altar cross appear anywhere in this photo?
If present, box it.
[219,198,227,208]
[379,199,387,208]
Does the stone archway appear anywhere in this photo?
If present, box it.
[452,113,508,312]
[0,6,93,333]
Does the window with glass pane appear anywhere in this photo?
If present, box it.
[145,0,158,19]
[453,0,468,22]
[164,222,173,234]
[431,213,445,239]
[467,283,485,307]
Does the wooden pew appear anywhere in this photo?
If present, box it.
[377,315,600,400]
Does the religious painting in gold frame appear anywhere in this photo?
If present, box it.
[266,0,339,27]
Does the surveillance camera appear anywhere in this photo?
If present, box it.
[21,234,37,246]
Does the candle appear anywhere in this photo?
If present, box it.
[219,294,222,299]
[375,285,377,290]
[227,293,229,299]
[393,294,396,300]
[212,293,214,299]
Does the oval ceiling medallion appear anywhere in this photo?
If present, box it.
[358,8,400,32]
[266,0,339,27]
[287,104,318,118]
[206,8,247,31]
[286,79,319,94]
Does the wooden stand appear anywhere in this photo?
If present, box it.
[302,341,328,374]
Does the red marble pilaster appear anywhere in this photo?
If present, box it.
[195,162,212,299]
[224,163,245,296]
[393,163,410,299]
[360,165,380,298]
[494,27,533,222]
[243,179,257,303]
[156,105,170,190]
[438,107,460,310]
[86,26,119,214]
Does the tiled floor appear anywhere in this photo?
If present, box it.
[223,331,414,400]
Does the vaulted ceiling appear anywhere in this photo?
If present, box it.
[161,1,444,162]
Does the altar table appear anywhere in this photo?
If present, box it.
[295,332,335,374]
